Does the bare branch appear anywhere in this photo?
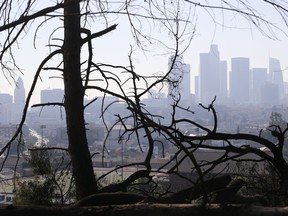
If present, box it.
[0,2,77,32]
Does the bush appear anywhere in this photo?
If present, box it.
[13,177,56,206]
[14,150,75,206]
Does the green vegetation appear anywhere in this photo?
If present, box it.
[14,150,75,206]
[13,177,56,206]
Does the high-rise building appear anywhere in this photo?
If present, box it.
[41,88,64,104]
[251,68,267,104]
[40,88,64,123]
[219,60,228,99]
[168,55,191,102]
[199,44,226,104]
[269,58,284,100]
[230,57,250,104]
[0,93,13,124]
[194,75,199,103]
[284,81,288,95]
[13,77,25,123]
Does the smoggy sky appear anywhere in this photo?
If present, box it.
[0,1,287,104]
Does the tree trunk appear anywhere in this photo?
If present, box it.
[63,0,98,200]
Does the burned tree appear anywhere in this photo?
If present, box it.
[0,0,288,203]
[0,0,193,200]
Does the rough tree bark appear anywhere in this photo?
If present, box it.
[63,0,98,199]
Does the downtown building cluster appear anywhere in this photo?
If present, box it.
[0,46,287,182]
[196,45,286,106]
[165,45,286,107]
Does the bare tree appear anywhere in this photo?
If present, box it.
[0,0,288,202]
[0,0,193,200]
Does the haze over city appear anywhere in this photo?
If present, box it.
[2,1,288,209]
[0,1,287,105]
[0,44,287,106]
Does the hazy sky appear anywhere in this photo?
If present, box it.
[0,1,287,104]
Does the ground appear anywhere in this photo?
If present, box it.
[1,204,288,216]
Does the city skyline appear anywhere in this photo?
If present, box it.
[1,47,286,105]
[168,44,286,107]
[0,1,288,105]
[0,43,287,121]
[162,44,288,107]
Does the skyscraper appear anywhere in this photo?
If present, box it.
[199,44,226,104]
[230,57,250,104]
[194,75,199,103]
[0,93,13,124]
[40,88,64,123]
[168,55,191,102]
[13,77,25,123]
[41,88,64,104]
[269,58,284,100]
[219,60,228,99]
[252,68,267,104]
